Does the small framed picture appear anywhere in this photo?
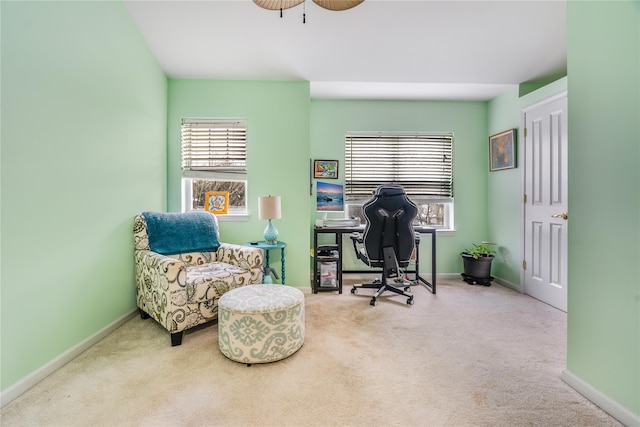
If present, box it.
[205,191,229,214]
[489,129,516,171]
[314,159,339,179]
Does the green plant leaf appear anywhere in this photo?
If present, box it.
[462,242,496,259]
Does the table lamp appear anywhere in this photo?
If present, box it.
[259,195,281,245]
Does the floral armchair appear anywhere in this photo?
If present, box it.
[134,211,264,346]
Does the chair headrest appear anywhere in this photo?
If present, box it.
[374,185,406,198]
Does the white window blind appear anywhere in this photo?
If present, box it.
[181,118,247,174]
[345,132,453,201]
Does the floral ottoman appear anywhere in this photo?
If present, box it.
[218,284,305,364]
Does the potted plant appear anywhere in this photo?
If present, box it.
[461,242,496,286]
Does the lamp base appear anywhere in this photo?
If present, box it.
[264,219,279,245]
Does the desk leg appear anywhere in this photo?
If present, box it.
[414,232,436,294]
[336,233,342,294]
[414,237,420,283]
[431,232,436,294]
[313,232,318,293]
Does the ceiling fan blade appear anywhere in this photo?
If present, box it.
[312,0,364,11]
[253,0,305,11]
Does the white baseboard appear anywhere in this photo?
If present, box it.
[562,369,640,427]
[436,273,463,280]
[0,310,137,408]
[433,273,522,293]
[493,276,522,293]
[305,273,518,292]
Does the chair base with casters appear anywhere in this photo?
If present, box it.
[351,277,415,306]
[350,240,416,306]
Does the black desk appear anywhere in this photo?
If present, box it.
[313,226,436,294]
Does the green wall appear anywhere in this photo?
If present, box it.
[167,80,311,287]
[566,0,640,417]
[310,100,488,275]
[2,0,638,422]
[1,1,167,391]
[487,77,568,287]
[166,89,489,286]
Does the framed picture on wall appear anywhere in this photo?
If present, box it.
[313,159,339,179]
[205,191,229,214]
[489,129,517,171]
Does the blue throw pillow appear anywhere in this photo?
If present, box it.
[142,211,220,255]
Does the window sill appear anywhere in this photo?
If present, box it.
[435,229,456,237]
[217,214,249,222]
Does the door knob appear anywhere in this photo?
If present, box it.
[551,212,568,220]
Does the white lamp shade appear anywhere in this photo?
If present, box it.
[259,196,281,220]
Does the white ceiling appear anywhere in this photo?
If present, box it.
[124,0,566,101]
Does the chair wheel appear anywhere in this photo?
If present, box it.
[407,297,414,305]
[370,298,377,306]
[351,287,357,294]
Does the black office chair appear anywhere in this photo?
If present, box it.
[350,185,418,306]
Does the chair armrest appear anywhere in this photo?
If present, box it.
[135,250,186,285]
[349,232,369,265]
[216,243,265,283]
[135,249,190,334]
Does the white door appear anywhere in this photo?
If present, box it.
[522,93,568,312]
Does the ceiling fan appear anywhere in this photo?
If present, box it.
[254,0,364,13]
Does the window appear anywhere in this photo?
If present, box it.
[181,118,248,217]
[344,132,454,229]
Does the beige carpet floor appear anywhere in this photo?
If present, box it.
[1,278,622,426]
